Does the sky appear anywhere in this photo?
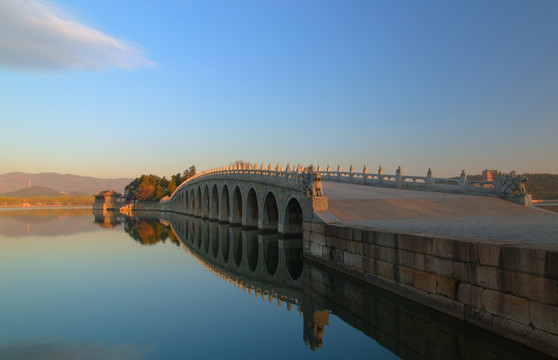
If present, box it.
[0,0,557,179]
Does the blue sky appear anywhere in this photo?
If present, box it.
[1,0,556,178]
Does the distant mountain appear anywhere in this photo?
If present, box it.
[0,186,85,197]
[0,172,132,196]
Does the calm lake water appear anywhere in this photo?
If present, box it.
[0,208,550,359]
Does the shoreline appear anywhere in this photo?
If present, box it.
[0,205,92,209]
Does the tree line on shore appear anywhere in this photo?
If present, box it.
[522,173,558,200]
[124,165,196,201]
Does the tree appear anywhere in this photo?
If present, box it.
[183,165,196,180]
[138,182,155,201]
[167,180,177,196]
[124,165,197,201]
[154,184,166,200]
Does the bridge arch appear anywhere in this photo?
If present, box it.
[220,184,230,222]
[262,189,279,233]
[231,185,243,225]
[202,186,210,219]
[196,187,202,217]
[210,184,219,220]
[281,196,303,235]
[244,187,259,229]
[189,189,195,215]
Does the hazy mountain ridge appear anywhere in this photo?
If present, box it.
[1,186,85,197]
[0,172,133,195]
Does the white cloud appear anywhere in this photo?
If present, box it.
[0,0,155,71]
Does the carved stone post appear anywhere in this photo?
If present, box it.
[459,170,466,193]
[395,166,402,188]
[427,168,433,189]
[337,165,342,182]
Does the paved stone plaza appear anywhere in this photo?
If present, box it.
[319,181,558,245]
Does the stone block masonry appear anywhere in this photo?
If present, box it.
[303,222,558,357]
[303,260,554,360]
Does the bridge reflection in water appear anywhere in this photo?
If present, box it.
[97,211,551,359]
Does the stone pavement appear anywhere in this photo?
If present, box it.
[317,181,558,245]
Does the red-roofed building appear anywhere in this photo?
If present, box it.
[93,190,125,211]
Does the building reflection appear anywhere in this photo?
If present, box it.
[92,209,127,229]
[303,297,330,351]
[117,213,551,359]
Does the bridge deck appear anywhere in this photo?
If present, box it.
[318,181,558,245]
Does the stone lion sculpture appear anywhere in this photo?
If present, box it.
[303,165,323,197]
[498,171,528,196]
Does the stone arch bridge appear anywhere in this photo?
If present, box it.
[158,162,530,235]
[161,164,324,235]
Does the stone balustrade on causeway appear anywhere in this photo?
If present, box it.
[316,164,528,200]
[167,162,530,203]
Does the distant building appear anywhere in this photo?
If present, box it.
[93,190,126,211]
[482,169,499,182]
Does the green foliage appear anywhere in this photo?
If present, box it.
[523,173,558,200]
[125,165,196,201]
[154,184,166,200]
[183,165,196,181]
[167,180,177,195]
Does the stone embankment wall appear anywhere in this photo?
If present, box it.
[303,260,553,359]
[132,201,163,212]
[303,222,558,357]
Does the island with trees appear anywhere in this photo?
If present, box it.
[124,165,197,201]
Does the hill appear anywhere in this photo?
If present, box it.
[0,172,133,196]
[524,173,558,200]
[1,186,84,197]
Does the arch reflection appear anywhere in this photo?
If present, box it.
[164,213,303,289]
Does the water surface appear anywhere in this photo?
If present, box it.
[0,208,395,359]
[0,208,550,359]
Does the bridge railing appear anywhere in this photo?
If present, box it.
[317,166,506,194]
[316,165,514,196]
[166,163,527,204]
[171,163,309,197]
